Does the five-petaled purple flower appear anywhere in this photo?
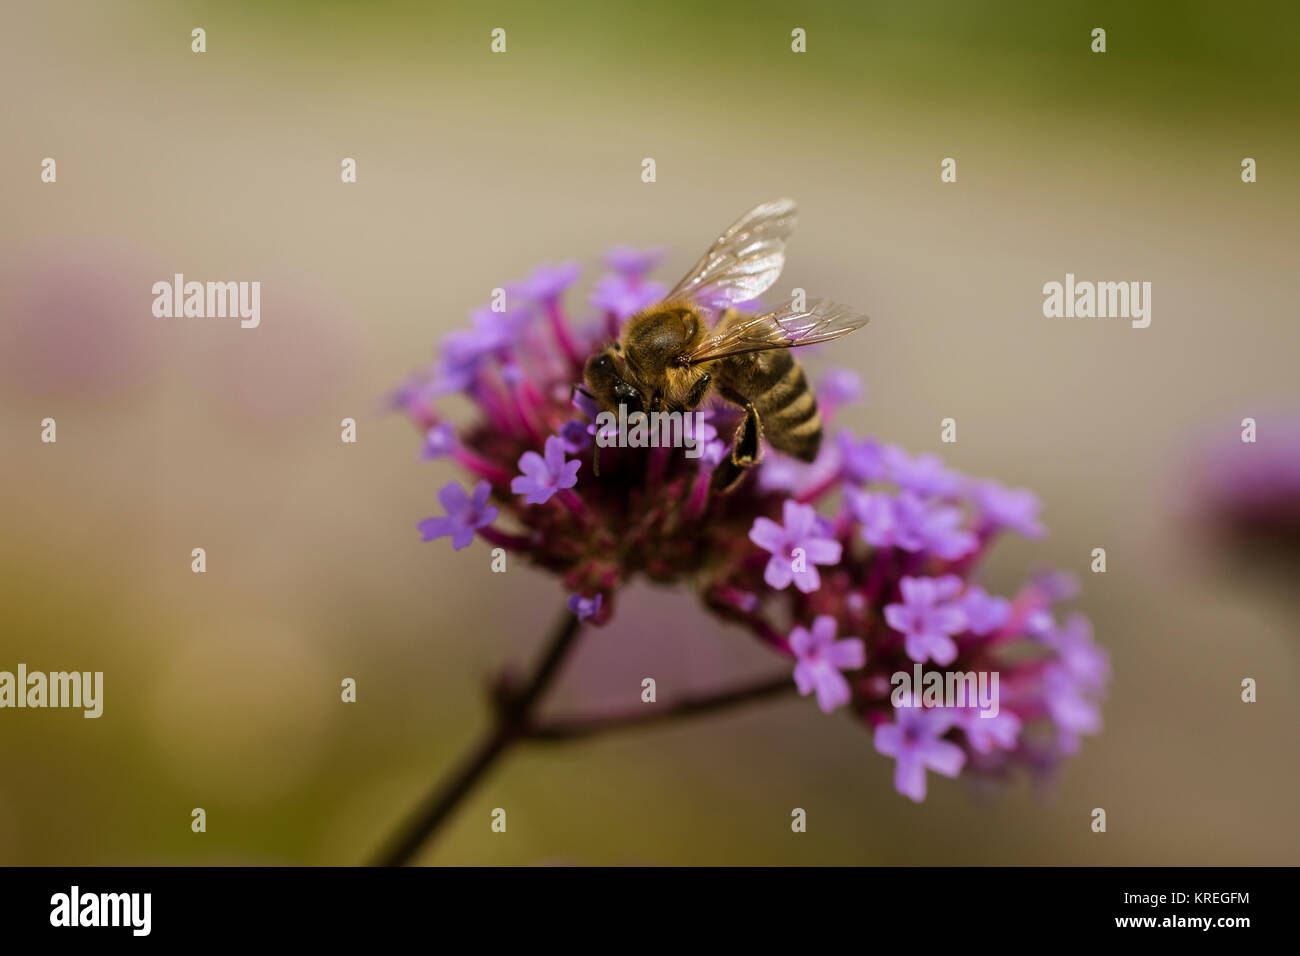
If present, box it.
[418,480,499,551]
[511,435,581,505]
[884,575,968,665]
[789,616,865,713]
[873,703,967,802]
[749,499,843,593]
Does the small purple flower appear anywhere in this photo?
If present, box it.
[515,261,581,303]
[1042,613,1109,693]
[847,488,895,541]
[500,362,525,388]
[748,500,843,593]
[1042,663,1102,744]
[511,435,582,505]
[585,410,620,445]
[838,432,886,484]
[959,585,1011,635]
[850,490,977,560]
[604,245,665,278]
[1024,608,1056,640]
[884,575,968,665]
[1031,568,1080,600]
[820,367,863,403]
[684,417,718,446]
[418,480,499,550]
[756,454,808,493]
[884,446,962,498]
[896,492,976,558]
[571,388,599,420]
[960,708,1023,754]
[683,418,722,466]
[789,615,865,713]
[699,436,729,468]
[589,273,668,321]
[387,368,437,413]
[434,307,522,394]
[817,368,864,418]
[970,480,1045,539]
[421,423,457,460]
[559,419,592,453]
[873,704,966,802]
[567,593,603,622]
[759,442,843,497]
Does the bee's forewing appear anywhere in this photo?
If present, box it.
[667,199,797,308]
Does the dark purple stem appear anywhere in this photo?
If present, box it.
[524,674,795,740]
[370,605,796,865]
[371,607,582,866]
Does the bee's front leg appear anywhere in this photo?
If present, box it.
[682,372,712,410]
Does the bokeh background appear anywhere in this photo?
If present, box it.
[2,0,1297,865]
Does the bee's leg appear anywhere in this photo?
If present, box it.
[710,401,763,494]
[730,401,763,466]
[683,372,712,410]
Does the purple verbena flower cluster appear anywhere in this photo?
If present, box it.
[395,246,1108,802]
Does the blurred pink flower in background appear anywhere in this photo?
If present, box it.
[0,238,160,398]
[1191,414,1300,546]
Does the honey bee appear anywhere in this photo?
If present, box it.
[582,198,869,493]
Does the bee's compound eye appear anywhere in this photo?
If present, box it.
[594,354,614,371]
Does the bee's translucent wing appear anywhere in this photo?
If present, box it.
[685,297,869,365]
[667,199,797,308]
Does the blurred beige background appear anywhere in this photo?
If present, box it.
[1,1,1297,864]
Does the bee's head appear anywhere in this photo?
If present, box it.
[582,345,645,415]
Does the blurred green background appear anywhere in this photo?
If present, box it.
[1,0,1297,864]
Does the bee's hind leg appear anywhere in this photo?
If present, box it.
[710,401,763,494]
[731,401,763,467]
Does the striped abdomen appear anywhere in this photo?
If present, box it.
[718,349,821,462]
